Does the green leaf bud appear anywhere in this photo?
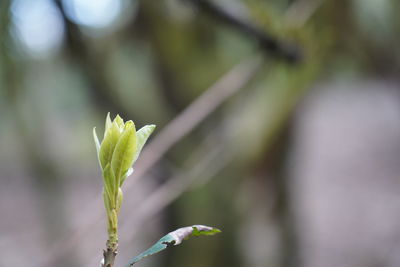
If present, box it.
[99,120,121,170]
[94,113,157,248]
[102,164,116,206]
[111,121,137,186]
[114,114,125,131]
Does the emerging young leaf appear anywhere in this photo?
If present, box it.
[133,124,156,164]
[102,164,116,205]
[125,225,221,266]
[115,114,125,130]
[93,127,101,155]
[104,112,112,138]
[111,121,137,185]
[99,121,121,170]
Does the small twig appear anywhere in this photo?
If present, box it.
[185,0,301,63]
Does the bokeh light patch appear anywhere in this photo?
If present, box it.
[11,0,65,58]
[62,0,122,29]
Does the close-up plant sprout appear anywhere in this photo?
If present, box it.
[2,1,399,267]
[93,113,220,267]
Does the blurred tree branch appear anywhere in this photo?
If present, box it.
[135,1,192,113]
[185,0,302,63]
[53,0,140,123]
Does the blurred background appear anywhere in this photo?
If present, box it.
[1,0,400,266]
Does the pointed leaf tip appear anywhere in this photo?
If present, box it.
[93,127,102,168]
[93,127,101,154]
[104,112,112,138]
[114,114,125,130]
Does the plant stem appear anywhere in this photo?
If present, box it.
[103,212,118,267]
[102,241,118,267]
